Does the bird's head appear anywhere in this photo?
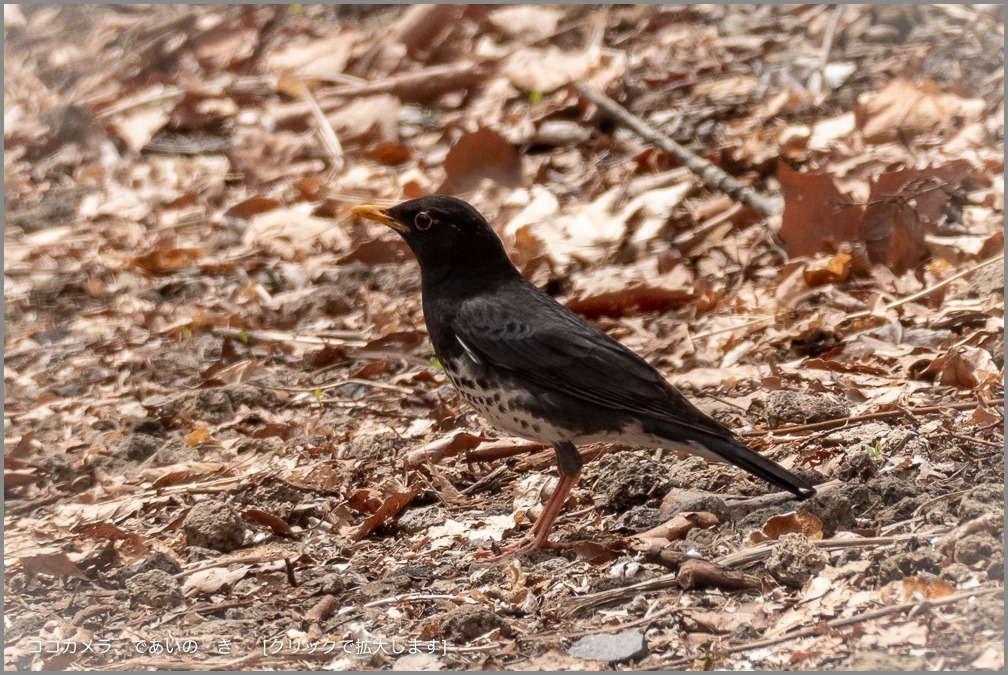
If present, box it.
[352,196,515,281]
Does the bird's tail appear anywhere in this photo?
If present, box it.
[650,421,816,499]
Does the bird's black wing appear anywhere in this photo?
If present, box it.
[453,286,733,441]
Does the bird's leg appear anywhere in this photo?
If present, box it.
[476,442,583,559]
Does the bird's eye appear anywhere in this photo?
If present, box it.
[414,212,433,231]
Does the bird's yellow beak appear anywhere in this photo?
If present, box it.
[351,204,408,234]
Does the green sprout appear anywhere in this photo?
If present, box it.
[313,387,323,404]
[238,329,249,344]
[430,356,442,370]
[528,90,543,104]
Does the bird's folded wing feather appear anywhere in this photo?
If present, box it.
[455,292,733,440]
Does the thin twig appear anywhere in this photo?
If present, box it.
[299,80,345,176]
[844,253,1004,322]
[740,398,1004,438]
[211,326,368,348]
[574,81,783,217]
[810,5,845,96]
[705,587,1002,660]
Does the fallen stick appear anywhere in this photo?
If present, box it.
[574,81,782,217]
[704,587,1003,660]
[740,398,1004,438]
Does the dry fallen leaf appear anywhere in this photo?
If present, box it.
[749,511,824,545]
[902,575,955,601]
[803,251,852,287]
[857,78,986,144]
[264,32,358,78]
[924,345,1002,389]
[20,551,90,580]
[778,164,864,258]
[503,46,598,93]
[439,127,524,194]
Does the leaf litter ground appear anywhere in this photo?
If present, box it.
[4,4,1004,671]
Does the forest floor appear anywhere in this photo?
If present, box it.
[4,4,1005,671]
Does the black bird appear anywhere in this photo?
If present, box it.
[352,196,815,554]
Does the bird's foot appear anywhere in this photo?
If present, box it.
[473,535,561,561]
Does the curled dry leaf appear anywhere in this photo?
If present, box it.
[242,204,351,258]
[504,46,596,94]
[487,5,562,41]
[634,511,720,544]
[347,487,420,541]
[388,4,466,61]
[856,78,986,144]
[803,251,852,287]
[19,551,90,580]
[924,345,1001,389]
[748,510,824,545]
[861,161,973,273]
[565,264,694,320]
[244,508,295,536]
[264,33,357,78]
[403,430,487,467]
[133,244,206,274]
[902,575,955,601]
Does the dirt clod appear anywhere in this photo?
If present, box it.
[954,533,999,566]
[115,551,182,586]
[877,548,947,584]
[596,453,669,511]
[125,569,183,608]
[838,449,880,482]
[183,500,247,553]
[798,493,856,536]
[957,483,1004,520]
[427,604,507,643]
[765,533,829,587]
[765,391,850,428]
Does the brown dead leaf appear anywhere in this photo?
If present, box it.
[4,469,41,490]
[340,237,412,266]
[150,462,230,488]
[565,539,622,565]
[72,522,149,556]
[924,345,1001,388]
[190,23,258,70]
[348,487,420,541]
[749,511,824,545]
[185,427,212,447]
[20,552,90,580]
[635,511,720,543]
[565,264,694,319]
[861,162,974,273]
[487,5,562,40]
[388,4,465,61]
[857,78,986,144]
[439,127,524,194]
[504,46,597,93]
[244,508,295,536]
[328,95,400,143]
[404,431,488,467]
[111,105,172,153]
[243,204,350,258]
[183,564,253,595]
[778,164,865,258]
[902,575,955,600]
[264,32,357,78]
[133,245,206,274]
[803,251,852,287]
[360,140,411,165]
[224,195,281,219]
